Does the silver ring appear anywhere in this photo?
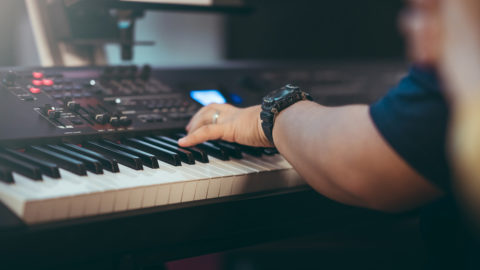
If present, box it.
[212,110,220,125]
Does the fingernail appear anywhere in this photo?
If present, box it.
[178,138,186,145]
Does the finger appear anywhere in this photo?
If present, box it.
[178,124,225,147]
[187,103,227,133]
[186,106,216,133]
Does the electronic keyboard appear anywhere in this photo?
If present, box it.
[0,65,306,224]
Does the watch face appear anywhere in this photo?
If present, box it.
[264,85,297,103]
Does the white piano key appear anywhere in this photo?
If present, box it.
[206,178,222,199]
[69,195,87,218]
[169,183,184,204]
[155,185,170,206]
[128,188,145,210]
[181,181,197,202]
[142,186,158,208]
[219,177,234,197]
[85,193,102,216]
[195,180,210,200]
[52,198,70,220]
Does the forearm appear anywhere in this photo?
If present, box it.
[272,101,441,211]
[272,101,368,206]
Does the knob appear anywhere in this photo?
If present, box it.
[42,104,60,119]
[3,70,17,86]
[94,114,109,125]
[66,101,80,112]
[109,116,120,127]
[119,116,132,126]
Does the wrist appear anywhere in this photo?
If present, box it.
[254,105,273,147]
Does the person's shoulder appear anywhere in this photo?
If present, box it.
[401,65,441,93]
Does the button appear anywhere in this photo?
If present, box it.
[29,87,41,94]
[32,80,43,86]
[32,72,44,79]
[42,78,54,86]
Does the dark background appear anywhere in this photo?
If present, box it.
[227,0,406,60]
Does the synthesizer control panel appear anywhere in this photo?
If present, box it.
[0,65,200,146]
[0,61,406,147]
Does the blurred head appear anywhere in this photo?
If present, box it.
[400,0,441,66]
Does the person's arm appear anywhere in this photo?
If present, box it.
[178,101,443,212]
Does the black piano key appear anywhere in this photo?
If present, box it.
[84,141,143,170]
[197,141,229,161]
[27,146,87,176]
[143,137,195,165]
[2,148,60,178]
[0,153,42,181]
[263,148,279,156]
[0,165,14,184]
[235,144,263,157]
[62,143,120,173]
[211,141,243,159]
[47,145,103,174]
[156,136,209,163]
[100,140,159,169]
[123,138,181,166]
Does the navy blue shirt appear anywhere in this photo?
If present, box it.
[369,67,471,269]
[370,67,451,190]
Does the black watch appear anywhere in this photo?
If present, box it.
[260,84,313,145]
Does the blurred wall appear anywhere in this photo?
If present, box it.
[0,0,225,67]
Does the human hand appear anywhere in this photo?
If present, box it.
[178,104,273,148]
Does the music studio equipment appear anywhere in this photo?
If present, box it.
[0,60,408,268]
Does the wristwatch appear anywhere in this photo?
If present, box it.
[260,84,313,144]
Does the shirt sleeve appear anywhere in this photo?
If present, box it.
[369,67,452,191]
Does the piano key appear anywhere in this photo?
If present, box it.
[123,138,181,166]
[62,143,120,173]
[142,137,195,164]
[197,141,229,161]
[2,148,61,178]
[27,146,87,176]
[100,140,159,169]
[0,153,42,181]
[211,141,243,159]
[84,141,143,170]
[156,136,209,163]
[46,145,103,174]
[263,148,279,156]
[235,144,263,157]
[0,165,14,184]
